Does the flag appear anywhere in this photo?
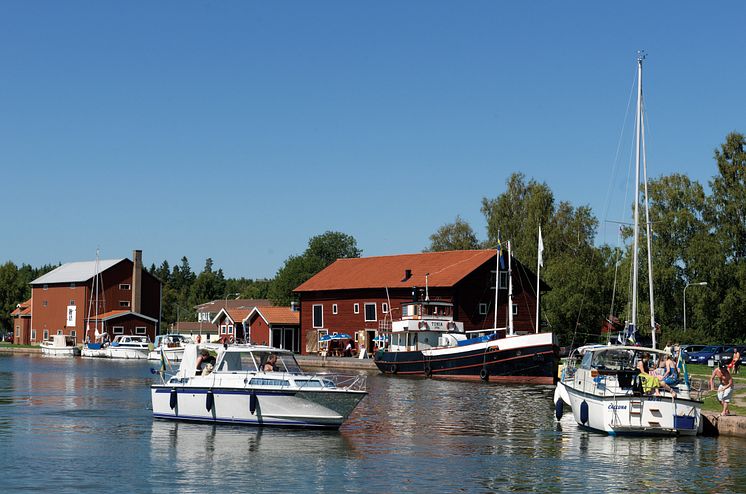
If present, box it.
[538,225,544,268]
[625,323,636,344]
[497,230,505,269]
[159,347,169,373]
[677,353,690,387]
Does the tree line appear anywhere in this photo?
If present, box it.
[2,132,743,346]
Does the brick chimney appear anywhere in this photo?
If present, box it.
[132,249,142,313]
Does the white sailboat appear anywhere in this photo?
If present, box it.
[554,53,703,435]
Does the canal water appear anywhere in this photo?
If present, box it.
[1,353,744,493]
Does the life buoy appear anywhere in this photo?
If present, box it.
[446,321,456,330]
[480,367,489,381]
[418,321,429,330]
[424,364,432,377]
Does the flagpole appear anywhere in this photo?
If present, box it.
[535,225,542,334]
[508,240,514,337]
[493,245,499,330]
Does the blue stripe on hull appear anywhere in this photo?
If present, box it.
[152,413,340,429]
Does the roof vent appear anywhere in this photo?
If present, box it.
[402,269,412,282]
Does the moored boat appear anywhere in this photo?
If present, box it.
[147,334,192,362]
[106,334,151,359]
[41,334,81,357]
[151,344,367,428]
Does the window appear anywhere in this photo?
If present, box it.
[15,327,20,337]
[31,330,36,340]
[43,284,48,290]
[113,326,124,334]
[42,300,48,308]
[353,303,360,314]
[221,325,227,335]
[70,300,75,306]
[382,303,389,314]
[119,300,131,308]
[120,284,131,290]
[69,283,76,288]
[70,330,76,338]
[512,304,518,315]
[479,303,487,315]
[332,304,338,315]
[364,303,377,322]
[499,272,508,289]
[43,330,49,340]
[228,325,234,335]
[312,305,323,328]
[135,327,146,335]
[57,329,63,335]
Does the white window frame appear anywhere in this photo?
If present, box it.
[499,272,508,289]
[43,284,48,290]
[69,283,76,288]
[353,303,360,314]
[364,303,377,322]
[70,330,76,338]
[382,303,389,314]
[120,283,131,290]
[479,303,487,315]
[57,329,63,335]
[119,300,131,308]
[113,326,124,334]
[43,330,49,340]
[221,325,227,335]
[135,326,146,335]
[312,304,323,329]
[69,300,75,306]
[332,304,338,315]
[228,325,234,335]
[512,304,518,315]
[31,329,37,340]
[42,300,48,307]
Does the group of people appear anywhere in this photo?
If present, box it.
[636,353,677,397]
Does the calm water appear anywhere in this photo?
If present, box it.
[1,353,743,493]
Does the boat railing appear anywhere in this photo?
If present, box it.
[303,372,367,392]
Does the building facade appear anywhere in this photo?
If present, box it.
[246,307,300,352]
[27,250,161,344]
[293,250,547,355]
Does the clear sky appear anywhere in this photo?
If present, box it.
[2,1,744,278]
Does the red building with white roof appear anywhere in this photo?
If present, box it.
[293,249,547,355]
[27,250,161,344]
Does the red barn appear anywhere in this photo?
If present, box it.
[293,249,548,355]
[27,250,161,344]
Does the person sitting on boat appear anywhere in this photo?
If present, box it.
[196,349,216,375]
[659,354,678,386]
[636,353,676,397]
[263,354,277,372]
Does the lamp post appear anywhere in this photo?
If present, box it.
[683,281,708,332]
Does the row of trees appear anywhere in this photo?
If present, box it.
[2,133,743,346]
[427,132,745,346]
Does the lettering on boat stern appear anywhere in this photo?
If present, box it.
[608,404,627,410]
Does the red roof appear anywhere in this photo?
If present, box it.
[88,310,157,322]
[11,299,31,317]
[250,307,300,325]
[294,250,497,292]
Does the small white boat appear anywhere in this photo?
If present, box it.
[41,335,81,357]
[151,344,367,428]
[147,334,192,362]
[555,345,703,435]
[106,335,151,359]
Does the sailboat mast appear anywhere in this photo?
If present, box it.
[631,52,644,335]
[642,100,657,349]
[508,240,514,336]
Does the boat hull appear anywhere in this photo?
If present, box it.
[151,386,366,429]
[375,333,558,384]
[147,348,185,362]
[556,381,702,436]
[41,346,81,357]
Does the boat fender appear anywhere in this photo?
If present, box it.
[424,364,432,377]
[389,364,397,374]
[580,400,589,425]
[249,392,258,415]
[480,367,489,381]
[555,399,564,420]
[206,390,214,412]
[169,389,178,410]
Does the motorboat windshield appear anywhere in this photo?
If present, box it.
[216,348,302,374]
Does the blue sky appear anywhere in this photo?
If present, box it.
[2,1,744,278]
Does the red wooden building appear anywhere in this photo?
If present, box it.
[24,250,161,344]
[293,249,548,355]
[246,307,300,352]
[11,299,31,345]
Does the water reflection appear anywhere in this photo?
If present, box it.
[1,355,746,493]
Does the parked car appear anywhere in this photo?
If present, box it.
[679,344,706,357]
[711,345,746,368]
[685,345,725,365]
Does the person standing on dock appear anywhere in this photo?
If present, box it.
[710,362,734,416]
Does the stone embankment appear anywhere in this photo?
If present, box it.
[702,413,746,438]
[0,346,41,354]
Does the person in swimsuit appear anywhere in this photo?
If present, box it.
[636,353,676,397]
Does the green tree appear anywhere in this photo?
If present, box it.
[426,215,479,251]
[710,132,746,261]
[268,231,362,305]
[189,258,227,308]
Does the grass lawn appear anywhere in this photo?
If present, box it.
[0,342,38,349]
[687,363,746,415]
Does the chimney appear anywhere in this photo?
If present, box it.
[132,249,142,313]
[402,269,412,282]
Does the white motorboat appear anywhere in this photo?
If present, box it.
[151,344,367,428]
[41,335,81,357]
[554,54,703,435]
[147,334,192,362]
[106,334,151,359]
[555,345,703,435]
